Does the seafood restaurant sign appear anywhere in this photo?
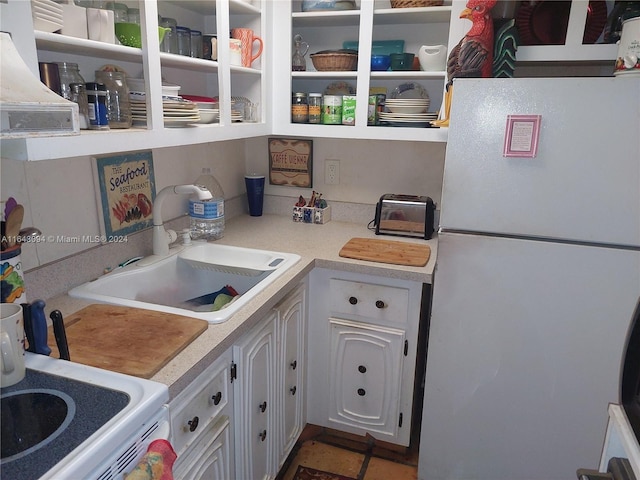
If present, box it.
[93,151,156,238]
[268,138,313,188]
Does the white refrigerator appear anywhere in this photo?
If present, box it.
[418,77,640,480]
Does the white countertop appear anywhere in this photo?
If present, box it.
[48,214,438,399]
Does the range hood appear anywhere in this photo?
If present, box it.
[0,32,79,138]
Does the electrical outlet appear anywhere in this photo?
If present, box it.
[325,159,340,185]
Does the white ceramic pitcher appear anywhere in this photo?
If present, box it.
[418,45,447,72]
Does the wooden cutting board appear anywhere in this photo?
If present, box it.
[47,304,208,379]
[339,237,431,267]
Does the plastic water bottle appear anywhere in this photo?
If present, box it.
[189,168,225,240]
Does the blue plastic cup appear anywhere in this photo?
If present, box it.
[245,174,265,216]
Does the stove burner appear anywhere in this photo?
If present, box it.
[1,389,75,461]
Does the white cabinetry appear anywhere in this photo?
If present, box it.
[233,282,307,480]
[233,311,277,480]
[272,0,451,143]
[0,0,268,161]
[170,347,234,480]
[307,269,422,446]
[276,283,306,468]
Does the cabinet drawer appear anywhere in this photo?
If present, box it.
[329,279,409,324]
[171,360,230,456]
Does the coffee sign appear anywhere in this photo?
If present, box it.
[268,138,313,188]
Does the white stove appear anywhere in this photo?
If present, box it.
[1,353,169,479]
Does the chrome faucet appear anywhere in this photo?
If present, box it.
[151,184,212,257]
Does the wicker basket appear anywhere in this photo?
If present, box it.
[310,53,358,71]
[390,0,443,7]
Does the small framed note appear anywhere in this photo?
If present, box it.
[503,115,541,158]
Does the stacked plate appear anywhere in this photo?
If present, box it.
[129,93,200,127]
[381,82,437,127]
[32,0,63,33]
[181,95,219,125]
[379,110,439,127]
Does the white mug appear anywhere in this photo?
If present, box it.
[87,7,115,44]
[229,38,242,66]
[1,303,26,387]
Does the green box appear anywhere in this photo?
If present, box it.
[342,95,356,126]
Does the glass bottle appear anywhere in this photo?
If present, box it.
[292,34,309,72]
[94,70,131,128]
[56,62,85,102]
[85,82,109,130]
[68,83,90,130]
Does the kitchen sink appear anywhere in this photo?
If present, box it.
[69,243,301,323]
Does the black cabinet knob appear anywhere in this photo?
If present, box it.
[259,401,267,413]
[349,296,358,305]
[212,391,222,405]
[290,360,297,370]
[358,365,367,373]
[375,300,386,309]
[290,386,297,395]
[259,430,267,441]
[188,416,199,432]
[357,388,366,396]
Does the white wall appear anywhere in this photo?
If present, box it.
[245,136,446,206]
[2,137,445,271]
[1,140,247,270]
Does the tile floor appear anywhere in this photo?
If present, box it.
[276,425,419,480]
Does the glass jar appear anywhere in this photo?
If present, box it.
[127,7,140,24]
[176,26,191,56]
[56,62,85,102]
[68,83,90,130]
[85,82,109,130]
[111,2,128,23]
[291,92,308,123]
[94,70,131,128]
[160,17,178,54]
[190,29,203,58]
[308,93,322,124]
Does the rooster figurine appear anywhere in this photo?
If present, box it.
[432,0,497,127]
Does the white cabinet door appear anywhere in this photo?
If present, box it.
[328,318,405,440]
[277,284,307,465]
[308,268,422,447]
[234,312,277,480]
[173,416,232,480]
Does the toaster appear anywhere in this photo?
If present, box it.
[374,194,435,240]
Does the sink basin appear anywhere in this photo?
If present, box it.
[69,243,301,323]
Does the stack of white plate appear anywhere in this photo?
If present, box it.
[379,110,439,127]
[380,99,438,127]
[385,98,430,114]
[129,93,200,127]
[181,95,219,124]
[32,0,63,33]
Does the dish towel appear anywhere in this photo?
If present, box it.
[124,439,177,480]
